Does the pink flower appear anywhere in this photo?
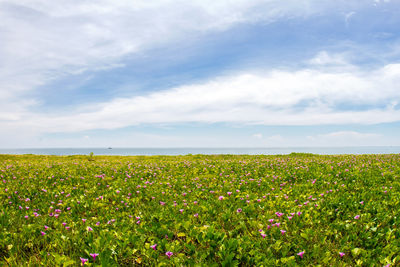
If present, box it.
[179,209,184,213]
[44,225,49,230]
[261,233,266,238]
[41,231,46,236]
[82,219,86,223]
[339,252,345,257]
[280,230,286,235]
[354,215,360,220]
[80,257,88,265]
[136,220,141,224]
[90,253,99,261]
[194,213,198,217]
[297,251,305,258]
[87,226,93,231]
[237,208,242,213]
[218,196,224,200]
[268,219,274,223]
[150,244,157,250]
[227,192,232,196]
[166,251,173,258]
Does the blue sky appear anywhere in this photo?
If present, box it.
[1,0,400,148]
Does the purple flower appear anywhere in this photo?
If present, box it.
[297,251,305,258]
[237,208,242,213]
[218,196,224,200]
[41,231,46,236]
[87,226,93,231]
[80,257,88,265]
[150,244,157,250]
[354,215,360,220]
[280,230,286,235]
[166,251,173,259]
[90,253,99,261]
[339,252,345,257]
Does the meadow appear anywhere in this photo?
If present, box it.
[0,153,399,266]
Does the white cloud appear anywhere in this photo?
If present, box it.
[322,131,379,138]
[345,11,356,27]
[2,57,400,135]
[0,0,372,115]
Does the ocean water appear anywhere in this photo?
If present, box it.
[0,147,400,156]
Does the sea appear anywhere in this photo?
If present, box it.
[0,147,400,156]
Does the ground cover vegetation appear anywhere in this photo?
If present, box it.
[0,153,399,266]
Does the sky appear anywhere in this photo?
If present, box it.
[1,0,400,148]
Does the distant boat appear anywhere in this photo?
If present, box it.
[108,147,112,149]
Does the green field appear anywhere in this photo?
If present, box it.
[0,154,399,266]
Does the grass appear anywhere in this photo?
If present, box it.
[0,153,399,266]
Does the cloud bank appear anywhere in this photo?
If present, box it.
[2,55,399,133]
